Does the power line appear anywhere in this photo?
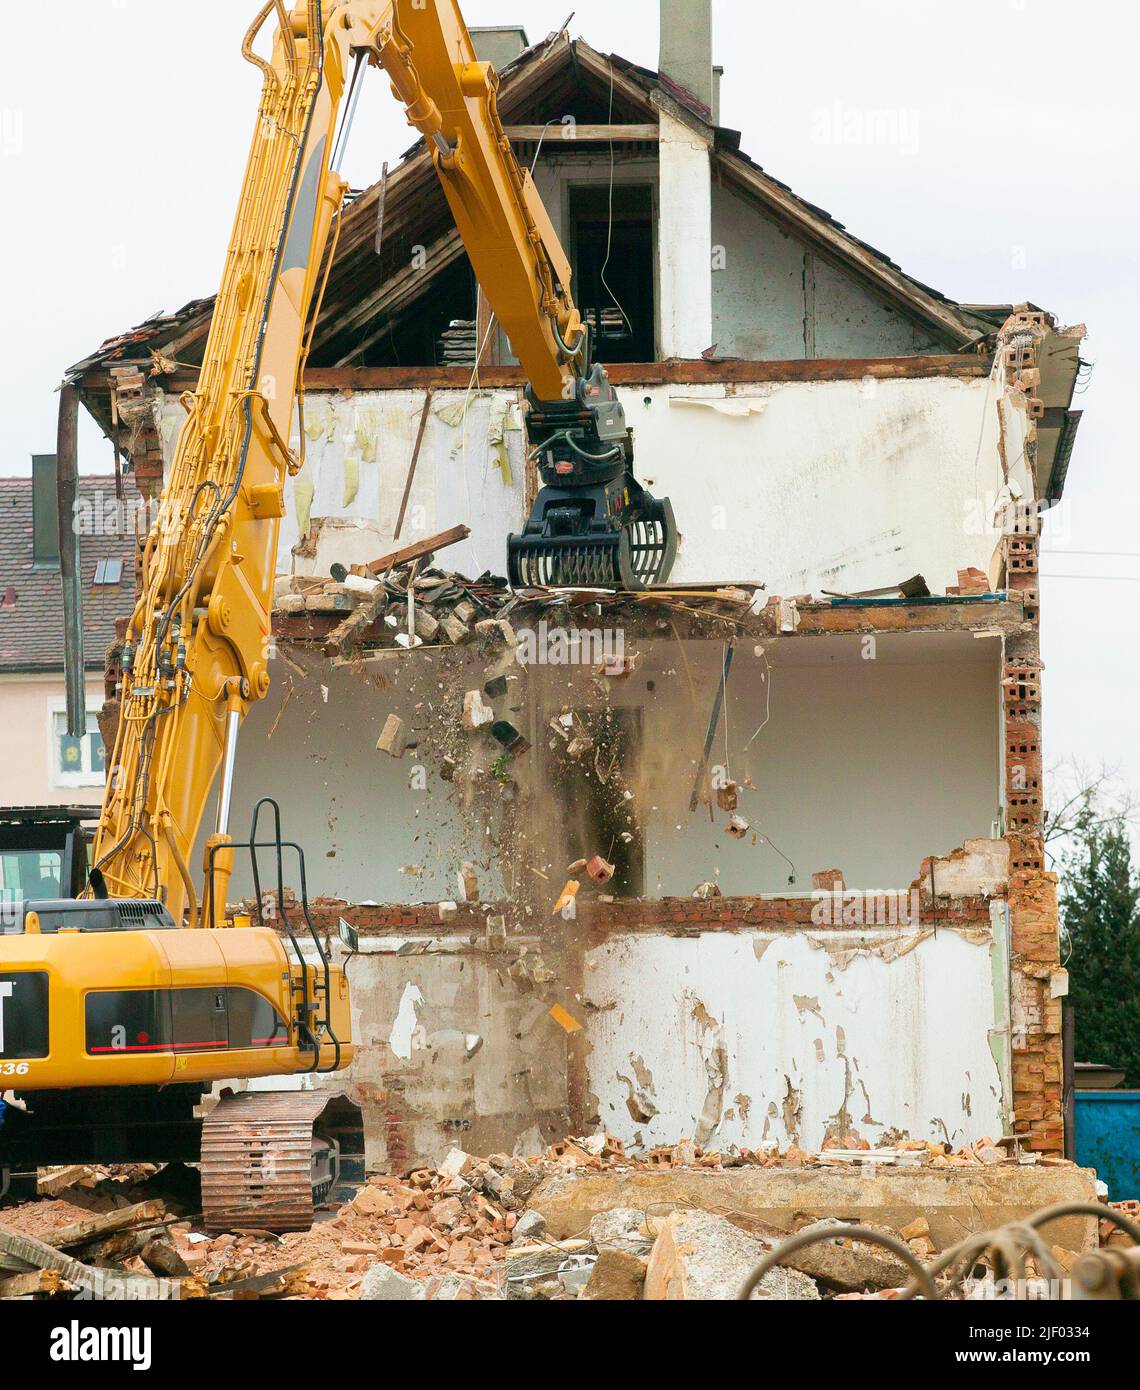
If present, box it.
[1038,572,1140,582]
[1041,549,1140,560]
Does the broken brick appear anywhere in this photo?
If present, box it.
[586,856,615,886]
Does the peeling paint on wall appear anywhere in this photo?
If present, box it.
[686,994,728,1146]
[389,982,425,1060]
[584,928,1005,1152]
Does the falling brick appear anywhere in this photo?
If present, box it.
[552,880,580,916]
[458,864,479,902]
[586,856,615,886]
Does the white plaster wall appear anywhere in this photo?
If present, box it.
[810,256,943,359]
[585,929,1006,1151]
[657,109,713,358]
[630,369,1009,593]
[711,184,808,360]
[156,387,528,583]
[157,368,1011,599]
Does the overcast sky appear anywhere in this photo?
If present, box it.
[1,0,1137,807]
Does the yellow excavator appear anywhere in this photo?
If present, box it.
[0,0,675,1230]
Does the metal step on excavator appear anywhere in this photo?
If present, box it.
[196,799,366,1233]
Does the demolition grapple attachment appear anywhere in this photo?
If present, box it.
[508,364,678,591]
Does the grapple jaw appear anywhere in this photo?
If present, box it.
[508,364,678,591]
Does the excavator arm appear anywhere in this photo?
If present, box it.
[92,0,675,924]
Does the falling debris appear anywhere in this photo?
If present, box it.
[463,690,495,731]
[602,653,639,679]
[548,1004,583,1034]
[552,880,580,916]
[725,815,750,840]
[491,720,530,758]
[376,714,408,758]
[586,856,615,886]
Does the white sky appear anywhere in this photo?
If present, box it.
[1,0,1137,802]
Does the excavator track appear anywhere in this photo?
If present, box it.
[201,1090,363,1234]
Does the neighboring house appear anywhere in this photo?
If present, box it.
[0,463,137,808]
[66,4,1084,1169]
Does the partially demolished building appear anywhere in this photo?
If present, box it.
[66,6,1085,1172]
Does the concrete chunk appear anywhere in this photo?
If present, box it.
[361,1263,426,1300]
[768,1220,911,1292]
[589,1207,654,1257]
[644,1209,820,1300]
[527,1165,1101,1257]
[463,690,495,731]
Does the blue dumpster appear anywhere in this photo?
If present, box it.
[1075,1091,1140,1201]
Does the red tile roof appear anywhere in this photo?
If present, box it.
[0,475,139,673]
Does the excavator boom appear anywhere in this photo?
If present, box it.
[2,0,677,1230]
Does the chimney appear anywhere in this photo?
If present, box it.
[468,26,530,70]
[31,453,60,567]
[659,0,714,116]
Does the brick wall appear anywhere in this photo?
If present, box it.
[1003,523,1063,1155]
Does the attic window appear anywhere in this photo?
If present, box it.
[93,559,123,587]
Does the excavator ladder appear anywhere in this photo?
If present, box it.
[200,799,362,1233]
[205,797,343,1073]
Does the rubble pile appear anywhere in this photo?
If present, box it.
[278,565,513,656]
[0,1170,304,1301]
[2,1130,1096,1302]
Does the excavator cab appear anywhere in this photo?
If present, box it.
[0,806,97,934]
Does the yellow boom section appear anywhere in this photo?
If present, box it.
[92,0,588,924]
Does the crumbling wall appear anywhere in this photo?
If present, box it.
[191,651,513,906]
[152,387,529,582]
[335,935,571,1171]
[151,371,1013,596]
[583,926,1005,1152]
[299,894,1007,1165]
[995,309,1064,1156]
[524,631,1003,895]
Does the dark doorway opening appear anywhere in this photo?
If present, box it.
[569,184,655,363]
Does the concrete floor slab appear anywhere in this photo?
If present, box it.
[529,1164,1101,1255]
